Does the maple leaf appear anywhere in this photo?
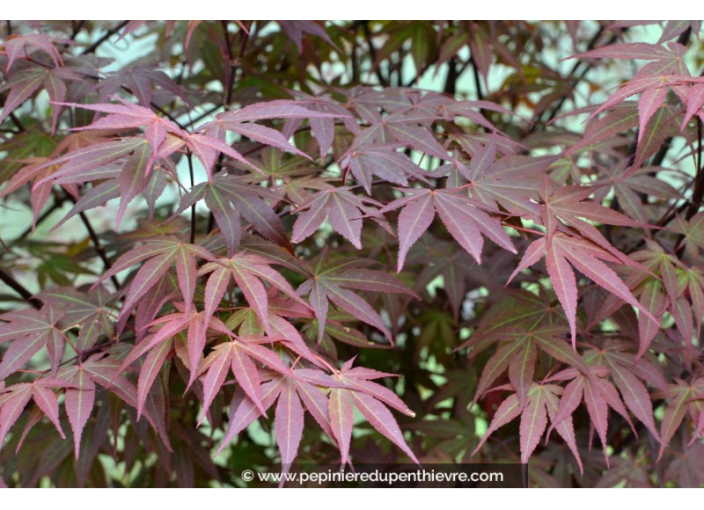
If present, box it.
[94,63,194,107]
[224,295,323,368]
[664,442,704,488]
[657,378,704,460]
[0,306,69,379]
[0,378,71,451]
[175,174,289,256]
[37,286,115,351]
[568,42,690,89]
[0,67,82,130]
[119,21,208,49]
[509,232,654,348]
[352,117,450,161]
[4,20,704,486]
[278,21,335,53]
[92,236,216,318]
[538,181,645,254]
[373,187,516,272]
[203,99,346,160]
[584,340,665,441]
[291,186,390,249]
[215,359,417,470]
[671,212,704,260]
[466,143,558,217]
[51,98,192,172]
[2,33,67,71]
[592,165,680,223]
[57,352,168,457]
[118,301,236,411]
[339,143,430,194]
[470,323,587,408]
[31,136,147,192]
[195,336,293,424]
[545,365,642,467]
[410,237,495,322]
[199,252,310,334]
[214,368,337,479]
[472,383,583,472]
[297,254,419,343]
[288,91,354,157]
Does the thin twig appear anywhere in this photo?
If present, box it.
[62,192,120,289]
[0,268,39,307]
[81,20,129,55]
[8,112,26,133]
[362,21,389,86]
[15,194,65,240]
[186,149,197,244]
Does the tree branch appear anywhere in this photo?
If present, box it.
[63,192,120,289]
[186,149,197,244]
[81,20,129,55]
[0,268,39,308]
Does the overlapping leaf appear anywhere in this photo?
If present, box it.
[297,255,418,343]
[92,236,215,317]
[373,187,516,271]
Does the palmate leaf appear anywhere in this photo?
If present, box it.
[592,165,680,223]
[0,378,70,450]
[0,67,81,129]
[292,186,390,249]
[3,33,69,70]
[545,365,642,468]
[509,232,654,349]
[95,63,193,107]
[33,137,147,190]
[214,358,418,472]
[471,323,588,406]
[214,368,335,456]
[339,143,429,194]
[215,369,333,482]
[0,306,68,379]
[539,181,644,254]
[199,252,310,335]
[51,99,276,180]
[5,20,704,486]
[373,187,516,272]
[593,242,696,356]
[93,236,215,318]
[214,99,346,124]
[472,383,582,472]
[657,379,704,460]
[467,151,558,216]
[119,303,235,412]
[327,361,419,466]
[176,174,289,256]
[297,254,418,343]
[209,99,346,158]
[37,286,114,351]
[569,42,687,62]
[35,141,158,231]
[56,351,168,457]
[671,211,704,260]
[196,337,293,424]
[54,98,185,164]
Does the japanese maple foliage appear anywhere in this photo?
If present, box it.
[1,20,704,488]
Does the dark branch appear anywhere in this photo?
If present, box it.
[81,20,129,55]
[0,268,39,308]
